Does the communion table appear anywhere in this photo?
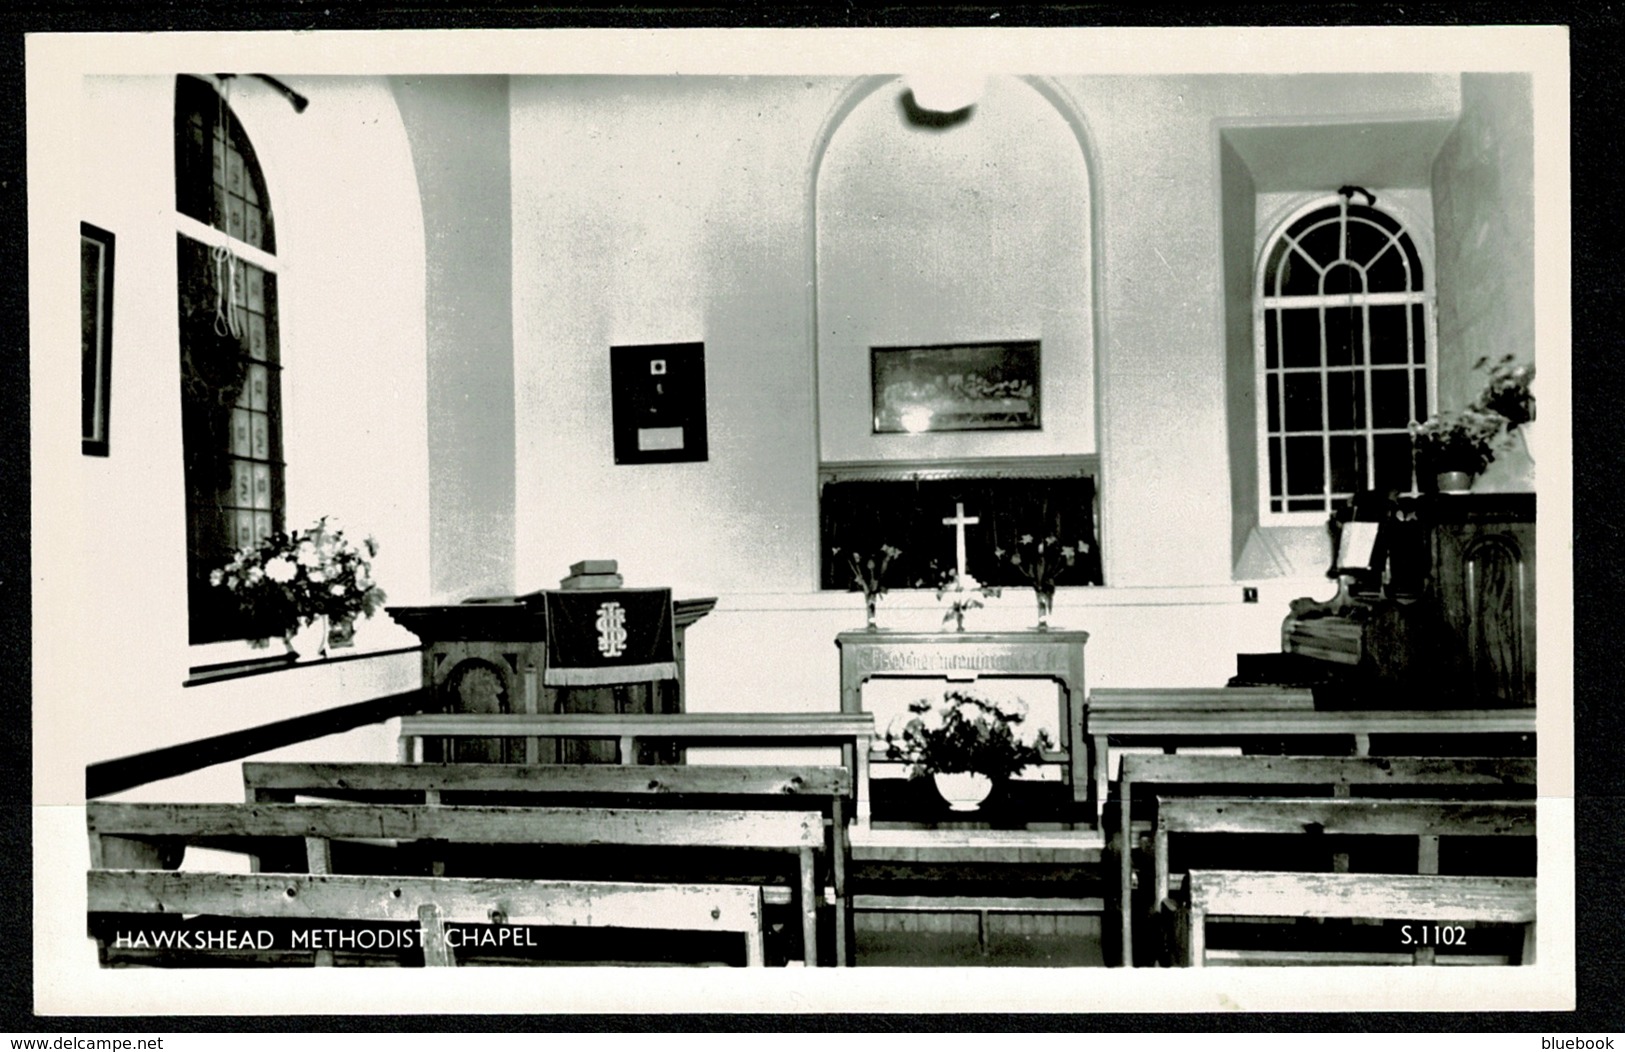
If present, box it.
[834,628,1091,811]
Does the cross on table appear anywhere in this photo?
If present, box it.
[942,502,980,586]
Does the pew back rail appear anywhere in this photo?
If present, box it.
[1180,869,1537,967]
[88,869,768,967]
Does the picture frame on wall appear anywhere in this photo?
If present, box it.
[81,221,115,456]
[871,340,1040,434]
[610,341,709,464]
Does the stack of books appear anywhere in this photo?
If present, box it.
[559,558,624,591]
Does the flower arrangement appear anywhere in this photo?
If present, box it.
[934,569,1001,631]
[833,544,901,627]
[1410,355,1536,480]
[210,516,386,645]
[884,690,1055,782]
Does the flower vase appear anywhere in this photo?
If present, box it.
[1035,588,1055,630]
[933,771,993,812]
[864,592,879,630]
[286,615,330,660]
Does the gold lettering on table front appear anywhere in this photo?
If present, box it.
[849,645,1068,675]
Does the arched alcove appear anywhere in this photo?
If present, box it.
[813,75,1098,465]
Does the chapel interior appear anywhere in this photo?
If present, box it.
[49,61,1544,972]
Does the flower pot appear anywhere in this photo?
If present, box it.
[1435,470,1473,494]
[933,771,994,812]
[286,615,330,660]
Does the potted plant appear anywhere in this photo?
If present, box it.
[210,516,387,658]
[1410,355,1536,492]
[884,690,1055,811]
[993,532,1089,629]
[833,544,902,629]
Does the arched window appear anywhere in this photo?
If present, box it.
[1256,193,1433,519]
[175,75,285,644]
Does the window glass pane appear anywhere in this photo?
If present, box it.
[1279,246,1320,297]
[248,314,267,361]
[1368,304,1408,364]
[1288,497,1327,513]
[253,463,272,510]
[1298,219,1341,267]
[245,204,263,248]
[1269,438,1283,498]
[1321,261,1361,297]
[1284,436,1324,497]
[1411,304,1428,363]
[1324,304,1363,366]
[1370,370,1411,429]
[255,511,274,543]
[227,150,244,196]
[246,266,263,312]
[1345,217,1389,266]
[231,407,253,457]
[233,460,253,507]
[211,140,225,188]
[1283,373,1323,432]
[235,508,257,550]
[1325,370,1365,430]
[1366,240,1407,292]
[248,362,269,411]
[1280,308,1320,368]
[1265,308,1278,369]
[251,412,270,460]
[227,196,245,240]
[1413,371,1429,424]
[1399,232,1425,290]
[1373,433,1413,493]
[1266,374,1280,432]
[1330,435,1364,495]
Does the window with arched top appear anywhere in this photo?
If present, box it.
[175,74,286,644]
[1256,194,1434,520]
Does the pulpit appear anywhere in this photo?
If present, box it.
[388,590,715,762]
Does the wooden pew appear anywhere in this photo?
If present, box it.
[87,799,824,966]
[1087,690,1535,825]
[89,870,768,967]
[397,712,877,827]
[848,827,1104,956]
[1179,869,1537,967]
[1114,754,1535,966]
[242,760,855,966]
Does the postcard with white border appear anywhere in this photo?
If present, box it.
[29,24,1574,1016]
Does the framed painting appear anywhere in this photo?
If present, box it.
[871,340,1040,433]
[81,221,115,456]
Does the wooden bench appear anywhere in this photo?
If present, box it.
[397,712,877,827]
[1088,692,1535,825]
[1179,869,1537,967]
[1114,754,1536,966]
[87,799,824,966]
[242,760,855,965]
[89,870,768,967]
[847,826,1105,955]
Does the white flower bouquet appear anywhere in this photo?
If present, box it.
[210,516,386,644]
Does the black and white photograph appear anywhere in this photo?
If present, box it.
[27,24,1572,1017]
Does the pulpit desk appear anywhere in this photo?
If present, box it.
[834,629,1092,812]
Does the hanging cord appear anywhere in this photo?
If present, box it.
[211,76,244,340]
